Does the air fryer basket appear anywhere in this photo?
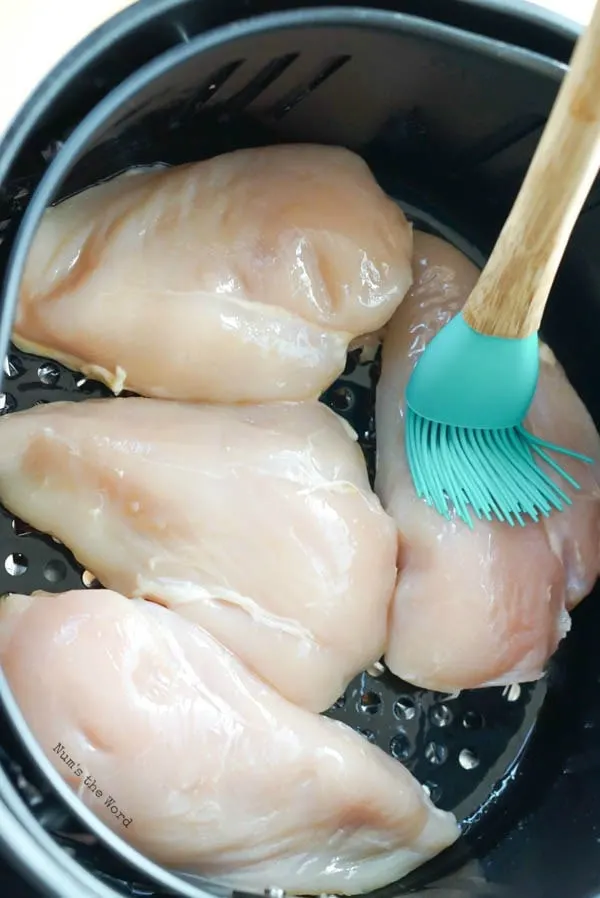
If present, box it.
[1,4,600,898]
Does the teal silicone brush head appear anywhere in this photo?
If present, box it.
[405,314,541,429]
[405,411,593,529]
[405,316,594,529]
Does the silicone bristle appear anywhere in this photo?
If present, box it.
[405,408,594,528]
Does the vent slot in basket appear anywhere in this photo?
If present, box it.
[265,54,352,121]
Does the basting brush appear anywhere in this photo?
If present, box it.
[405,0,600,528]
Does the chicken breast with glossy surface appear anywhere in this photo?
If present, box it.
[376,231,600,693]
[0,589,459,893]
[0,397,397,712]
[16,145,413,402]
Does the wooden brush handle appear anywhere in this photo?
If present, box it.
[463,0,600,339]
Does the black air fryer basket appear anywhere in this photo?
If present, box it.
[0,3,600,898]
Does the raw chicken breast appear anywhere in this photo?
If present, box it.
[0,397,397,712]
[0,589,459,893]
[16,145,413,402]
[376,232,600,693]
